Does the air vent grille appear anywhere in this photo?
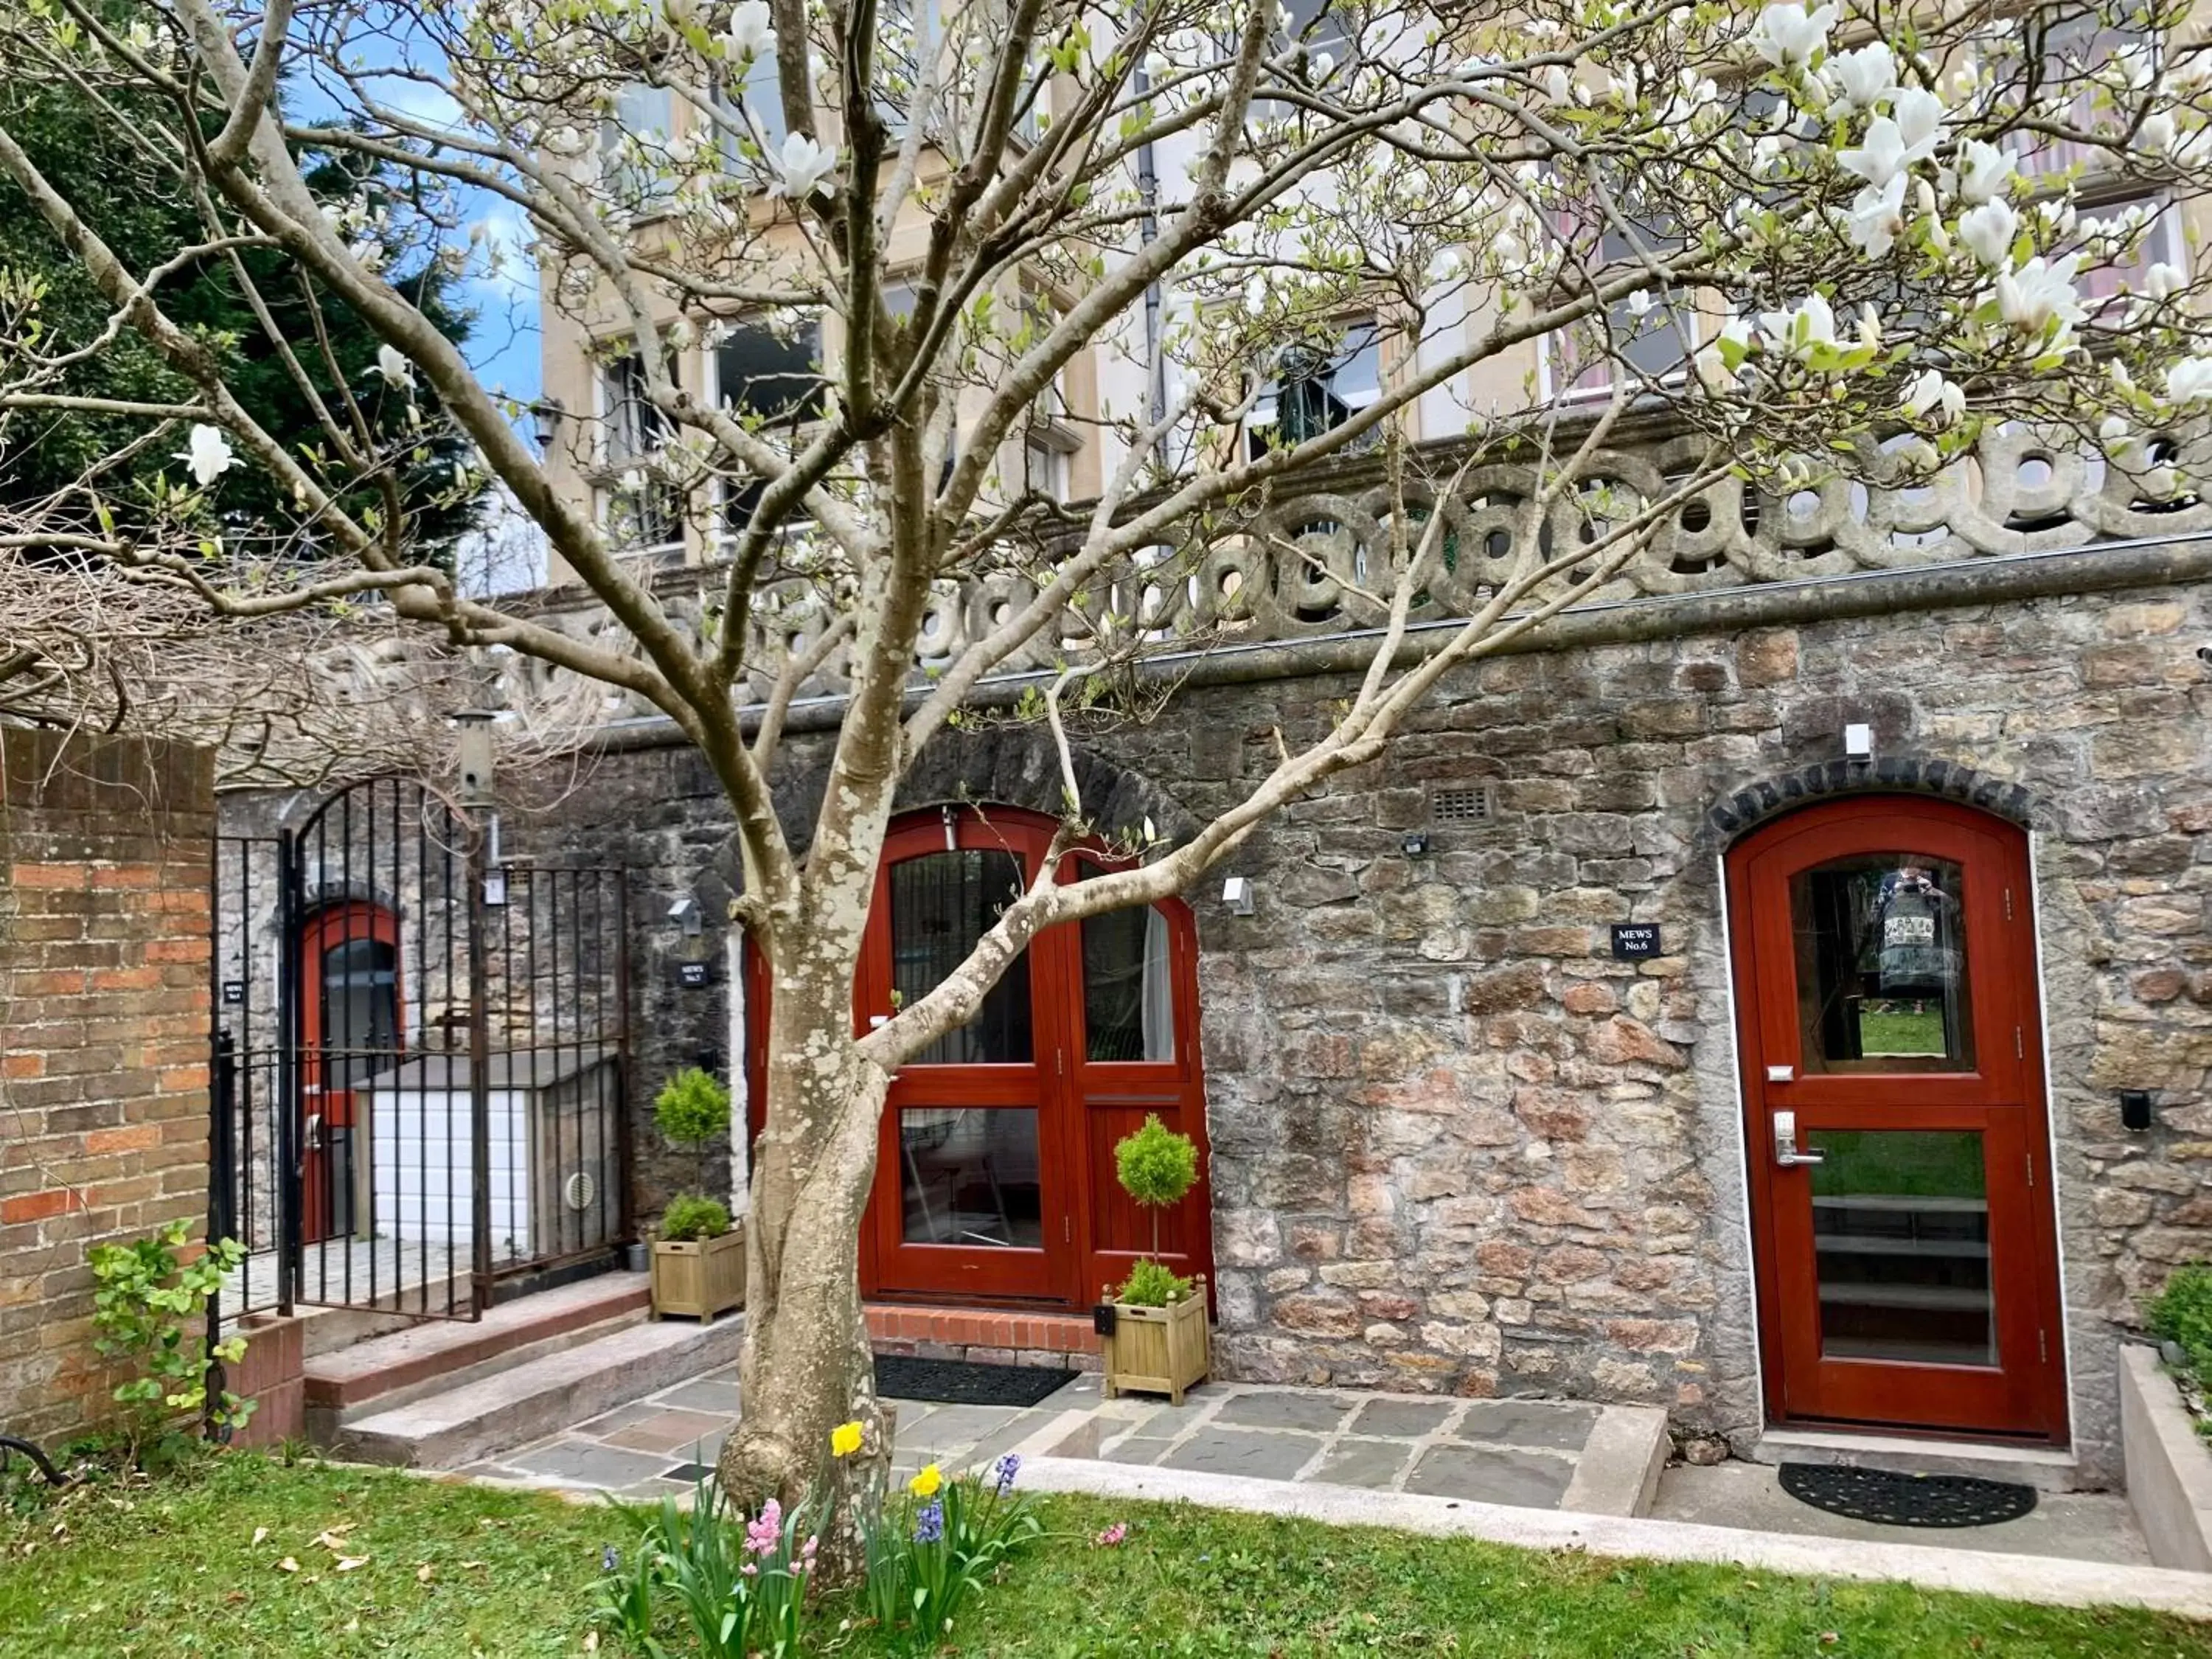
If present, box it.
[1431,785,1499,824]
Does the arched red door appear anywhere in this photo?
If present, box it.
[1727,796,2067,1441]
[748,807,1213,1308]
[298,902,403,1245]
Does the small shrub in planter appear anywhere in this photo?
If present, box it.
[652,1194,746,1322]
[2149,1263,2212,1434]
[1099,1115,1209,1404]
[649,1071,745,1321]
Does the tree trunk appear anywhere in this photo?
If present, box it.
[715,957,893,1578]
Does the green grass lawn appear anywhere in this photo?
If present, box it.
[6,1453,2209,1658]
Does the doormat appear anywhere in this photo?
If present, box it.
[1778,1462,2038,1528]
[874,1354,1071,1408]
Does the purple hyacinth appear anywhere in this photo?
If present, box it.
[913,1500,945,1544]
[601,1544,619,1573]
[992,1453,1021,1495]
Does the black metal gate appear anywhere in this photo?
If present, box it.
[212,776,633,1326]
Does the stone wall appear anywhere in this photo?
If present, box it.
[218,575,2212,1484]
[1,731,215,1447]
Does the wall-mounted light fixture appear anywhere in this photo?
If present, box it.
[451,709,498,808]
[529,397,566,451]
[1401,831,1431,858]
[1843,722,1874,763]
[1222,875,1256,917]
[668,895,703,936]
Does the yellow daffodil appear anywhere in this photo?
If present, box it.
[830,1420,865,1458]
[908,1462,943,1498]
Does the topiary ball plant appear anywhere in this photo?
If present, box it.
[655,1066,731,1189]
[659,1193,733,1243]
[1113,1113,1198,1287]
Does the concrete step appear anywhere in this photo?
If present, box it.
[333,1311,743,1470]
[1750,1427,2082,1493]
[303,1273,652,1439]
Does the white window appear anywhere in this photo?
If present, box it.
[879,0,936,134]
[602,83,676,204]
[717,55,787,164]
[712,319,824,532]
[1542,207,1691,403]
[1998,8,2154,183]
[1248,319,1382,459]
[602,352,669,465]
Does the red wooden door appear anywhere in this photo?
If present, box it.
[746,808,1216,1310]
[1728,797,2067,1441]
[863,813,1074,1302]
[299,902,403,1245]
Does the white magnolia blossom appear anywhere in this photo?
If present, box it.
[1992,254,2085,335]
[2138,111,2177,154]
[1747,3,1837,69]
[1759,291,1839,357]
[2168,357,2212,403]
[176,423,237,487]
[2145,261,2187,300]
[1901,368,1965,425]
[726,0,773,59]
[1846,173,1906,257]
[1957,198,2017,268]
[1693,341,1735,390]
[1955,139,2016,206]
[768,132,837,199]
[1838,112,1936,189]
[1826,42,1896,114]
[375,343,416,389]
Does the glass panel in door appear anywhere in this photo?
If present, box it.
[889,850,1032,1063]
[1790,854,1974,1072]
[899,1107,1043,1248]
[1810,1130,1995,1367]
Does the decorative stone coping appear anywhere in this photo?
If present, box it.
[511,423,2212,721]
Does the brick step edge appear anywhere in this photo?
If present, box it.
[866,1304,1102,1372]
[304,1276,652,1410]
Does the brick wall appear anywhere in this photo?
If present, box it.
[1,731,214,1447]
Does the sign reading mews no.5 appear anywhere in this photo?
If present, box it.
[1610,924,1662,961]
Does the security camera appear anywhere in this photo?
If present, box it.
[667,895,703,936]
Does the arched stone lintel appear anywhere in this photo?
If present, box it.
[1707,757,2036,846]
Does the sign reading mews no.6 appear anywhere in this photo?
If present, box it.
[1610,924,1662,961]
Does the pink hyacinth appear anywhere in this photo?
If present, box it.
[798,1534,818,1573]
[1093,1522,1127,1548]
[745,1498,783,1556]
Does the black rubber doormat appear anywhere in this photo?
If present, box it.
[1778,1462,2038,1528]
[874,1354,1070,1408]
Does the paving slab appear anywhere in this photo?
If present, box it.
[1163,1428,1318,1481]
[602,1407,731,1455]
[1212,1391,1354,1433]
[1405,1443,1576,1508]
[1312,1439,1415,1491]
[1454,1399,1599,1452]
[1348,1398,1457,1439]
[500,1437,672,1492]
[654,1378,743,1415]
[1652,1460,2153,1566]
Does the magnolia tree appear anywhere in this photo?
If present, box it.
[1,0,2209,1526]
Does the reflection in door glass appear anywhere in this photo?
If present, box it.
[899,1108,1043,1247]
[1082,906,1175,1061]
[890,850,1033,1063]
[1812,1130,1995,1367]
[1790,853,1974,1071]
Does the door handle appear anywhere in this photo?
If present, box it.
[1773,1110,1823,1168]
[303,1111,324,1152]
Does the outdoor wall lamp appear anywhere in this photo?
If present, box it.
[1843,722,1874,764]
[1402,831,1432,858]
[1222,875,1256,917]
[451,709,497,809]
[668,895,703,936]
[530,397,566,450]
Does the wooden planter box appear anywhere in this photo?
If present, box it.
[1102,1276,1210,1405]
[650,1225,746,1324]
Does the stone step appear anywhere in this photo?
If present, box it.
[333,1312,744,1470]
[1751,1427,2082,1493]
[303,1273,651,1439]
